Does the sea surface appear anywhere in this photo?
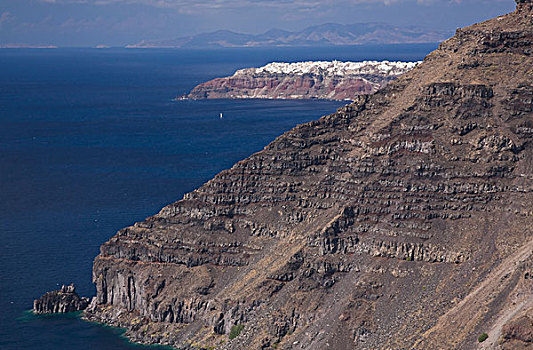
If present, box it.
[0,44,437,349]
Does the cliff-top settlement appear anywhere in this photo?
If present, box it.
[182,60,419,101]
[85,1,533,349]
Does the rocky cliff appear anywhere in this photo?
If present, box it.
[86,1,533,349]
[181,61,419,101]
[34,284,89,314]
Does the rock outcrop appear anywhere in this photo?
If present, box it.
[499,314,533,349]
[181,61,419,101]
[33,284,89,314]
[86,1,533,349]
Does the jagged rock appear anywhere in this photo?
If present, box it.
[85,2,533,350]
[33,284,89,314]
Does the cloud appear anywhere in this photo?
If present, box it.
[36,0,434,9]
[0,11,15,28]
[34,0,515,8]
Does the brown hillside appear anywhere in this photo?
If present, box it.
[85,1,533,349]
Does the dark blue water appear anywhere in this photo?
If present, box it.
[0,44,436,349]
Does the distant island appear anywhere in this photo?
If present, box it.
[127,22,449,48]
[0,43,57,49]
[180,60,420,101]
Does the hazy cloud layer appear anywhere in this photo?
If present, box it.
[33,0,452,7]
[0,11,14,27]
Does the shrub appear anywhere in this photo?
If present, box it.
[478,333,488,343]
[229,324,244,340]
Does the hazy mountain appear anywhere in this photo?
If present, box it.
[89,2,533,350]
[127,23,449,48]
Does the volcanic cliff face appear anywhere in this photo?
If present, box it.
[33,284,89,314]
[86,2,533,349]
[183,61,419,101]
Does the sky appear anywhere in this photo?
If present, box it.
[0,0,517,47]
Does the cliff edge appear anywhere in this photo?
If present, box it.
[86,1,533,349]
[181,61,419,101]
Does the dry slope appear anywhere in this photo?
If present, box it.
[85,1,533,349]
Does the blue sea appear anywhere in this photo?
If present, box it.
[0,44,436,349]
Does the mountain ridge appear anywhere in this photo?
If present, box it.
[127,22,449,48]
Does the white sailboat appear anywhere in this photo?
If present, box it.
[219,112,223,119]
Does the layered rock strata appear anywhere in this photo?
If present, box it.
[86,1,533,349]
[34,284,89,314]
[181,61,419,101]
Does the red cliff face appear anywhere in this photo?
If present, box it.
[87,3,533,350]
[185,74,378,100]
[182,61,419,101]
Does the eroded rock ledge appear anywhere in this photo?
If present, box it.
[33,284,89,314]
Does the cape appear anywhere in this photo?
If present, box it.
[85,2,533,349]
[181,61,419,101]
